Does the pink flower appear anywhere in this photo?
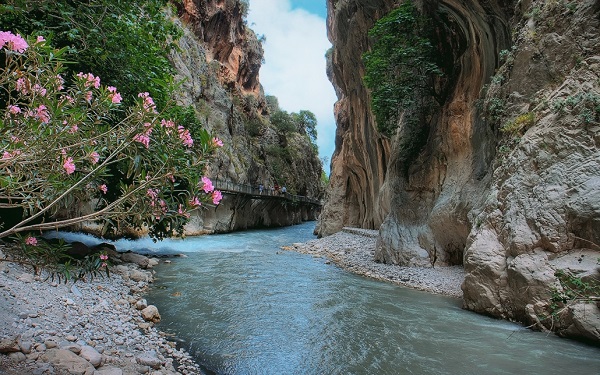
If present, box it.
[99,184,107,194]
[55,75,64,90]
[69,124,78,133]
[212,137,224,147]
[85,91,93,102]
[147,188,159,200]
[107,86,122,104]
[212,190,223,205]
[200,176,214,193]
[138,92,156,112]
[161,119,175,128]
[7,105,21,115]
[133,133,150,148]
[178,126,193,147]
[36,36,45,44]
[100,254,108,261]
[77,72,100,89]
[25,236,37,246]
[189,196,201,207]
[90,151,100,164]
[63,157,75,175]
[16,77,28,94]
[36,105,50,123]
[2,151,11,159]
[0,31,28,53]
[33,84,47,97]
[101,262,107,268]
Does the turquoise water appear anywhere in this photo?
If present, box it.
[51,223,600,374]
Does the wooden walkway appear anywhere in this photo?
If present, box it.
[213,179,322,206]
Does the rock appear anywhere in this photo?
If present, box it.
[80,345,103,367]
[0,335,21,353]
[141,306,161,323]
[19,339,33,354]
[318,0,600,344]
[41,348,95,375]
[135,299,148,310]
[147,258,160,268]
[120,253,150,269]
[67,241,95,259]
[61,343,82,354]
[17,273,34,283]
[560,303,600,342]
[136,351,162,370]
[71,284,83,297]
[129,270,152,283]
[94,367,123,375]
[8,351,26,362]
[44,339,58,349]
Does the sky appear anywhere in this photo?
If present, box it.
[247,0,336,170]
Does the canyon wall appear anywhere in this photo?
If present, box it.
[170,0,324,233]
[323,0,600,342]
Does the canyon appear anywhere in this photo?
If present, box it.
[319,0,600,343]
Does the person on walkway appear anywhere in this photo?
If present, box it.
[259,184,264,194]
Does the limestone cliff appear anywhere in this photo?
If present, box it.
[168,0,324,233]
[322,0,600,342]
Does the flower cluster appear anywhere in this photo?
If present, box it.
[0,31,28,53]
[0,31,223,241]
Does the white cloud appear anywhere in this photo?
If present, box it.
[247,0,337,168]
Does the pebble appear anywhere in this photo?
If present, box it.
[0,252,203,375]
[285,228,465,298]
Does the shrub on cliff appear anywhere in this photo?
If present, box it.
[362,0,441,137]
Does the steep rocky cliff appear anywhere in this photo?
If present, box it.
[322,0,600,342]
[168,0,324,233]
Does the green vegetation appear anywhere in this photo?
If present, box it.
[0,0,180,109]
[501,112,535,136]
[269,108,318,150]
[548,268,600,319]
[362,0,441,137]
[552,91,600,125]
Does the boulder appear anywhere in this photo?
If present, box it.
[120,252,150,269]
[41,348,95,375]
[79,345,103,367]
[129,269,152,283]
[134,299,148,310]
[0,336,20,353]
[141,305,161,323]
[136,351,162,370]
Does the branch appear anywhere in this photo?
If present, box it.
[4,162,169,235]
[0,133,137,239]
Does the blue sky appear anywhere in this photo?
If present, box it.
[247,0,336,170]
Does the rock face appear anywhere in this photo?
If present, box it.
[167,0,324,233]
[322,0,600,342]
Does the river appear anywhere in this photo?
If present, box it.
[135,222,599,375]
[50,222,600,374]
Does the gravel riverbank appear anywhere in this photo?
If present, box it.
[284,227,465,299]
[0,247,202,375]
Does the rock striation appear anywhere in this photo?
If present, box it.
[321,0,600,342]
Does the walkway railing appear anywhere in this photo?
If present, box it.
[213,179,322,206]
